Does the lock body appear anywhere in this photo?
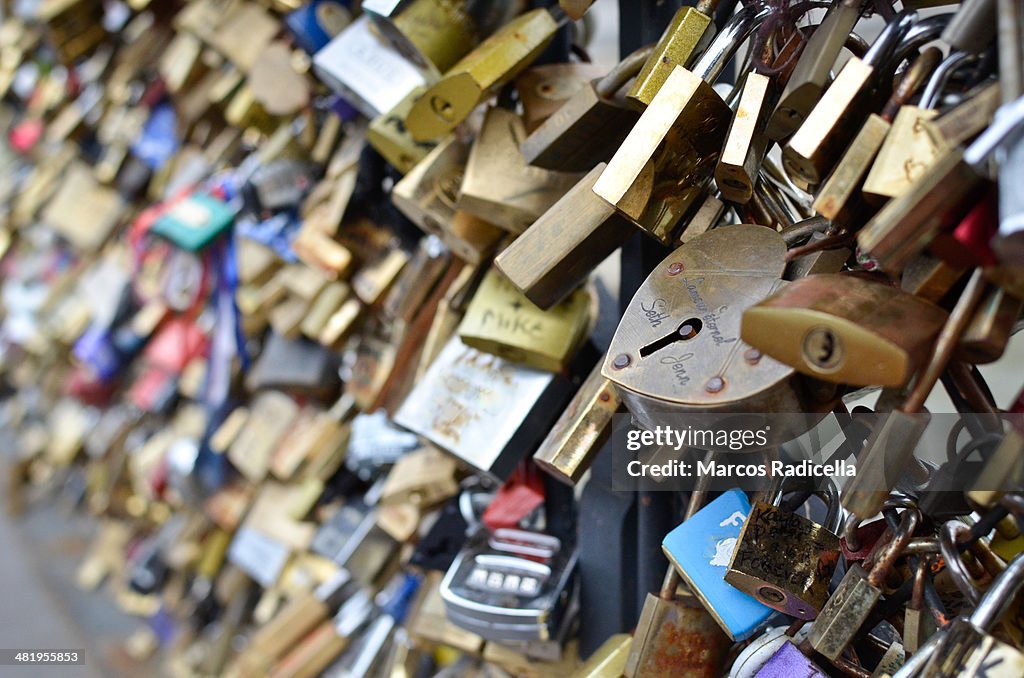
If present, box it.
[725,501,840,620]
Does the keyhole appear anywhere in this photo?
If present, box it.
[639,318,703,358]
[802,326,844,370]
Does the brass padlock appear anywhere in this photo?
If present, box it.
[813,46,942,224]
[390,135,504,263]
[725,480,842,620]
[783,11,918,187]
[404,7,562,142]
[494,163,632,309]
[367,86,439,174]
[766,0,861,141]
[533,362,620,485]
[457,267,592,372]
[457,106,582,233]
[625,0,719,109]
[520,45,652,172]
[593,3,776,243]
[602,224,832,436]
[808,508,919,661]
[515,62,605,133]
[740,273,949,387]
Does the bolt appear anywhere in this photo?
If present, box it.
[667,262,684,276]
[612,353,632,369]
[705,376,725,393]
[744,348,762,364]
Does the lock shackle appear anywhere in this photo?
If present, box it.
[880,46,942,120]
[595,44,656,99]
[918,50,979,110]
[862,10,916,68]
[888,13,953,72]
[938,520,1006,606]
[690,2,830,84]
[971,551,1024,630]
[866,507,918,588]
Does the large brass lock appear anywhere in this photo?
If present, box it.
[602,224,834,437]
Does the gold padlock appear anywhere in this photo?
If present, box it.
[404,8,562,141]
[458,267,592,372]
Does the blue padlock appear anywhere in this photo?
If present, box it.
[662,488,774,641]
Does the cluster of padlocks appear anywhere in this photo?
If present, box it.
[2,0,1024,675]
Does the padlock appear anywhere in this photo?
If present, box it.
[570,633,631,678]
[628,472,732,675]
[813,46,942,224]
[394,335,572,479]
[493,163,632,310]
[861,48,966,204]
[740,273,949,387]
[783,11,921,186]
[457,106,583,234]
[662,488,775,641]
[729,625,812,678]
[753,639,828,677]
[313,14,431,119]
[915,553,1024,677]
[625,0,719,109]
[532,362,620,485]
[520,45,652,173]
[404,7,563,142]
[236,570,354,674]
[363,0,511,76]
[515,62,605,133]
[440,527,578,644]
[603,224,833,437]
[593,3,778,243]
[856,94,1024,274]
[808,508,919,661]
[390,136,504,264]
[725,478,842,620]
[367,86,440,174]
[716,72,773,204]
[766,0,862,141]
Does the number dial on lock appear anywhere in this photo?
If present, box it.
[602,224,802,429]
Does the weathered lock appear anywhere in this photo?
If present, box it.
[593,2,780,243]
[626,476,734,676]
[603,224,833,437]
[854,114,1009,275]
[766,0,861,141]
[390,135,504,264]
[783,11,919,187]
[457,267,592,373]
[520,45,651,173]
[404,7,562,142]
[813,46,942,224]
[625,0,719,109]
[663,489,775,641]
[741,273,949,387]
[515,62,605,133]
[861,48,965,204]
[917,552,1024,677]
[457,106,583,233]
[808,508,919,661]
[494,163,633,310]
[726,479,842,620]
[716,72,772,204]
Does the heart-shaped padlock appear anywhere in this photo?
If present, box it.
[602,224,834,443]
